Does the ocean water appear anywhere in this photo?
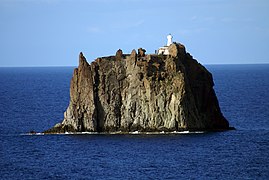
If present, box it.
[0,65,268,179]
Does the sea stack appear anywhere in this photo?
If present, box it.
[45,40,232,133]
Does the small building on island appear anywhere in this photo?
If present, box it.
[157,34,173,55]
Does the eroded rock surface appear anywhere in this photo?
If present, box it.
[45,43,231,133]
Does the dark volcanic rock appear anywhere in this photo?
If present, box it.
[115,49,123,61]
[45,43,232,133]
[138,48,146,57]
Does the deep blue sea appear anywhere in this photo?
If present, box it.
[0,65,268,179]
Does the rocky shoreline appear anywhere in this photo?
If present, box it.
[31,130,216,136]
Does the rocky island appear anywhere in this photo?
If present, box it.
[45,37,233,134]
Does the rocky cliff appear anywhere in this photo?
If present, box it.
[45,43,232,133]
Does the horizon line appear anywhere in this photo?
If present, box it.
[0,63,269,68]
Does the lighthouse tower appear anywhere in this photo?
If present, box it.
[157,34,174,55]
[167,34,173,46]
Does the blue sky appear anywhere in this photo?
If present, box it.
[0,0,269,66]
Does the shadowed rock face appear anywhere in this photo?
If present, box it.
[45,43,231,133]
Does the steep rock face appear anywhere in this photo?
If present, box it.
[45,43,231,133]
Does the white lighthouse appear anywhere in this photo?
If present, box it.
[157,34,174,55]
[167,34,173,46]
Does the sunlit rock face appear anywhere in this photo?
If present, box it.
[45,43,231,133]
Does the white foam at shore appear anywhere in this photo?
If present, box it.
[22,130,206,136]
[21,132,45,136]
